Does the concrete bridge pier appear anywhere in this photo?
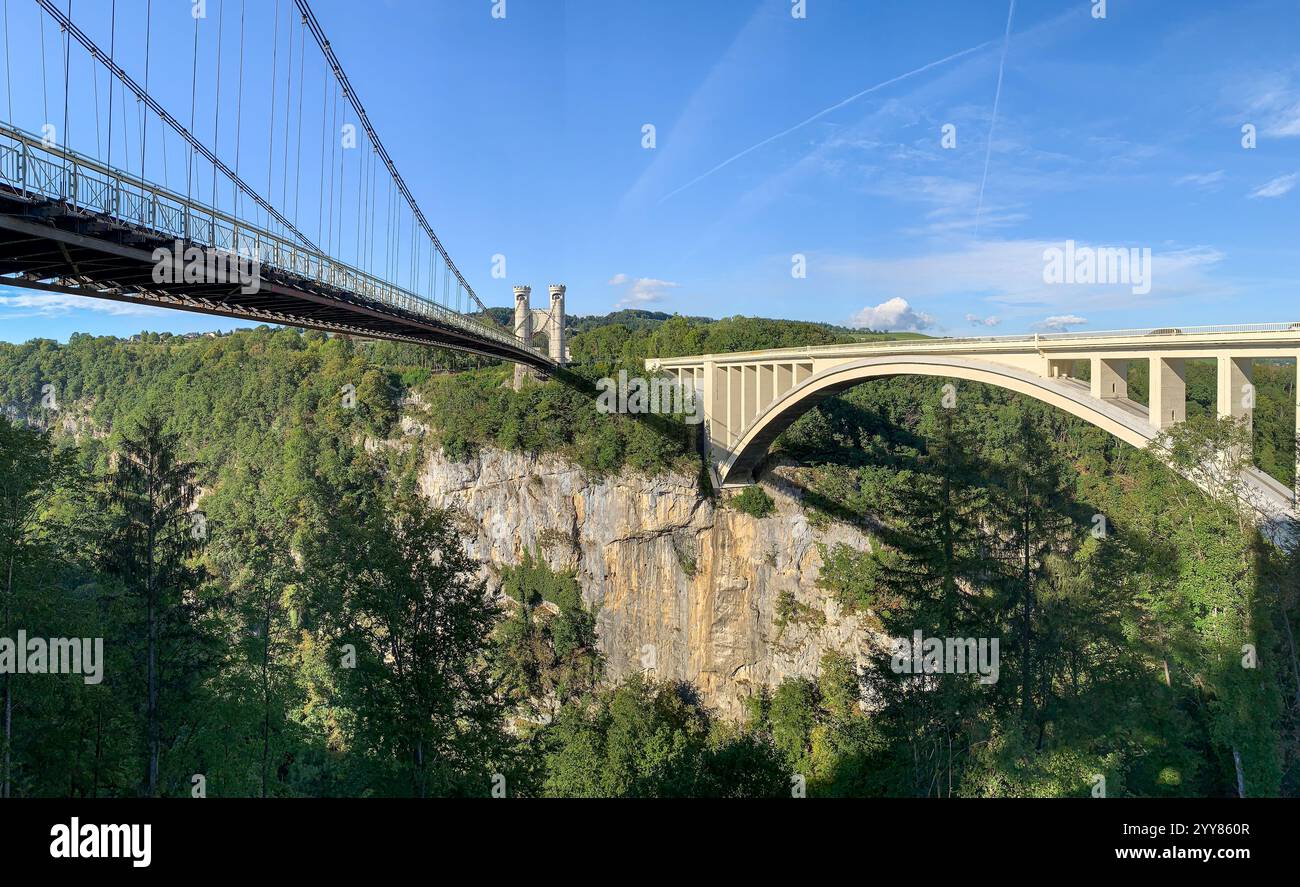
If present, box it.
[1149,356,1187,431]
[1216,355,1254,461]
[1090,358,1129,400]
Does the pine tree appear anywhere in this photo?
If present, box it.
[862,399,999,795]
[101,415,207,796]
[987,401,1075,735]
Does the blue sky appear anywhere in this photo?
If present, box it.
[1,0,1298,343]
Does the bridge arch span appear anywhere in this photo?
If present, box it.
[721,355,1158,486]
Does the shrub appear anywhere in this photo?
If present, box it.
[729,485,775,518]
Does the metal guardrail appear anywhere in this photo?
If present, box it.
[0,124,545,360]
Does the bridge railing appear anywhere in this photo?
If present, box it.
[0,124,544,359]
[652,323,1300,364]
[851,324,1300,350]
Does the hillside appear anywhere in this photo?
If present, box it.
[0,316,1297,798]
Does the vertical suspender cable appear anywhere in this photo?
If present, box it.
[281,12,293,217]
[355,136,364,265]
[292,13,306,227]
[3,0,11,123]
[233,0,243,220]
[40,14,48,126]
[366,150,374,273]
[37,0,316,248]
[91,50,100,157]
[106,0,115,169]
[336,95,345,258]
[370,149,378,273]
[326,79,337,255]
[61,1,70,184]
[265,0,279,225]
[140,0,150,183]
[186,11,198,206]
[317,68,327,245]
[211,0,224,211]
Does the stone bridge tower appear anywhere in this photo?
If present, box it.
[511,283,566,390]
[512,285,534,390]
[546,284,566,365]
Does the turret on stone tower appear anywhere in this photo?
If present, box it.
[547,284,566,365]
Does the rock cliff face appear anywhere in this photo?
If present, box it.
[417,447,874,720]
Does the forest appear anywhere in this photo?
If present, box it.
[0,313,1297,797]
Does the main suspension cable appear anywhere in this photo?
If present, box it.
[293,0,494,316]
[34,0,319,251]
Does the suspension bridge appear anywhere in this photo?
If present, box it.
[0,0,556,369]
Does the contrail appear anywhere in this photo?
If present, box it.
[973,0,1016,239]
[659,38,998,204]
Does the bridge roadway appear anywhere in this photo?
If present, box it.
[0,125,553,370]
[648,325,1300,536]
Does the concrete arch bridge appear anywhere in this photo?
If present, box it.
[647,324,1300,541]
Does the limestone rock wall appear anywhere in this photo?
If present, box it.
[418,447,874,720]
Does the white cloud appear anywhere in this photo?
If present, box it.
[1034,314,1088,331]
[1248,173,1298,199]
[1175,169,1225,189]
[850,297,934,332]
[965,313,1001,327]
[1244,78,1300,137]
[607,275,681,308]
[0,291,165,319]
[821,239,1229,316]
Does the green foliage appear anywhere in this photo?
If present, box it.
[1,318,1296,798]
[795,374,1296,797]
[536,674,788,798]
[418,364,694,478]
[492,552,602,719]
[773,590,825,639]
[743,652,885,796]
[671,536,698,578]
[566,313,864,365]
[728,485,776,518]
[303,490,509,797]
